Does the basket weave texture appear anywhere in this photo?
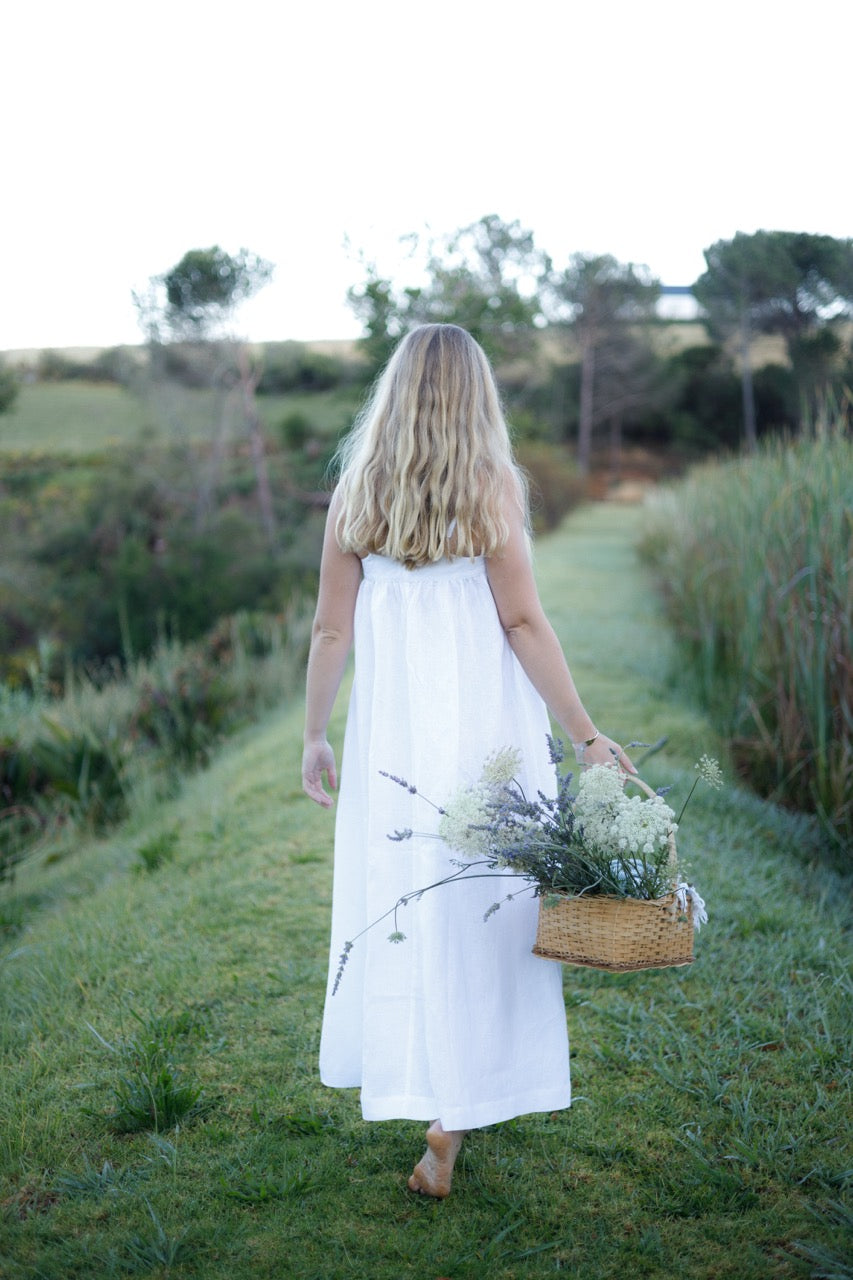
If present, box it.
[531,775,694,973]
[533,890,694,972]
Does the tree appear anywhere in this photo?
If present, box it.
[0,366,19,415]
[347,215,548,372]
[160,246,272,339]
[134,246,277,543]
[694,231,853,442]
[347,266,409,371]
[545,255,660,474]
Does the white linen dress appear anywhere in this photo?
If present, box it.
[319,552,571,1130]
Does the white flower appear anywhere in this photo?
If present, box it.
[438,785,492,855]
[574,764,625,851]
[695,755,724,790]
[576,763,625,806]
[480,747,522,787]
[608,793,676,856]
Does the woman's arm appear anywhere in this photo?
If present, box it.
[485,482,636,774]
[302,491,363,806]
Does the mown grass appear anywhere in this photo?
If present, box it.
[0,382,360,455]
[1,505,850,1280]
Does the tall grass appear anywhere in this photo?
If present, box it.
[638,425,852,856]
[0,606,311,882]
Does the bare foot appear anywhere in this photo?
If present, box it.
[407,1121,466,1198]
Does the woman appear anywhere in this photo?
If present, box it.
[302,324,634,1197]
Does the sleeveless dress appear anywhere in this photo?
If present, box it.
[319,552,571,1130]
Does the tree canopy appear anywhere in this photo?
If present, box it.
[160,246,273,338]
[348,215,548,370]
[544,255,660,473]
[135,246,274,344]
[694,231,853,437]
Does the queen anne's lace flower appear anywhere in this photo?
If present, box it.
[573,764,625,851]
[438,786,492,855]
[480,747,523,786]
[609,793,676,856]
[576,763,625,806]
[695,754,724,790]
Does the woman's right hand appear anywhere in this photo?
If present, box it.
[579,733,637,775]
[302,739,338,808]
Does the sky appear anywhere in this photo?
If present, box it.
[2,0,851,351]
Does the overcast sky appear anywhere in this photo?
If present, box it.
[3,0,850,350]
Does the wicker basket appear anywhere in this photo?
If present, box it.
[531,775,695,973]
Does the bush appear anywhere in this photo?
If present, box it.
[0,365,19,414]
[157,342,235,388]
[256,342,352,394]
[0,443,317,669]
[277,411,313,451]
[34,349,126,384]
[0,606,311,879]
[638,426,852,857]
[516,441,585,532]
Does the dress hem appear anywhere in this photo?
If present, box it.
[322,1080,572,1129]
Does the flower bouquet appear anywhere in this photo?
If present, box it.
[332,738,715,990]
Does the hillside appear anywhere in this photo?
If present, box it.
[1,504,848,1280]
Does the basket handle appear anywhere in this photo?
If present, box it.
[626,774,659,801]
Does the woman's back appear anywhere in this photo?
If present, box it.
[319,535,571,1130]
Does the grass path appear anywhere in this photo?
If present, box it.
[1,505,850,1280]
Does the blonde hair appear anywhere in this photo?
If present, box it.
[334,324,528,567]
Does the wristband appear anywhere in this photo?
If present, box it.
[572,729,600,760]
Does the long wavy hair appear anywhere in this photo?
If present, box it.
[334,324,528,567]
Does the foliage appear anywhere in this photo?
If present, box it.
[694,230,853,439]
[144,245,273,341]
[515,440,585,531]
[544,254,661,472]
[0,606,311,879]
[0,439,322,669]
[646,344,800,449]
[255,341,362,394]
[134,244,280,545]
[348,214,548,370]
[86,1011,211,1134]
[0,365,20,414]
[0,376,356,456]
[33,347,134,385]
[638,425,852,856]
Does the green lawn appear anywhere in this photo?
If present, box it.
[0,383,361,455]
[1,505,849,1280]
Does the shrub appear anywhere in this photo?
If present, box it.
[638,425,852,856]
[516,441,586,532]
[3,444,313,667]
[256,342,354,393]
[0,605,311,876]
[0,364,19,413]
[277,410,313,450]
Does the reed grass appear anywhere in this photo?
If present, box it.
[638,426,852,857]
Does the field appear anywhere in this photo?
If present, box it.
[1,504,849,1280]
[0,383,362,455]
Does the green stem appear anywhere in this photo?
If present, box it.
[676,778,699,827]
